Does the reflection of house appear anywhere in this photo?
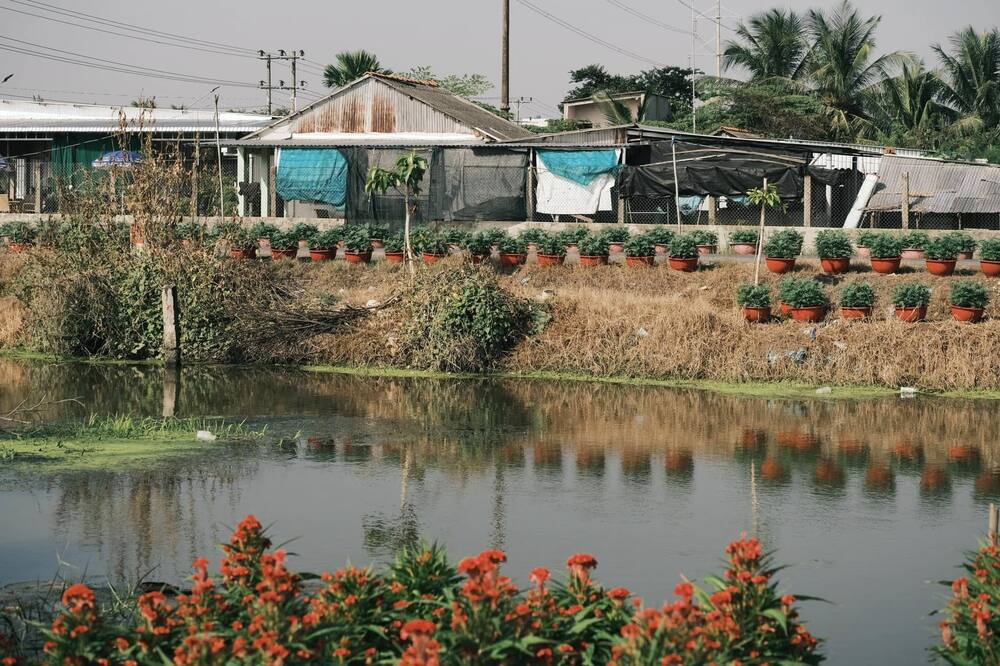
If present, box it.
[562,92,672,127]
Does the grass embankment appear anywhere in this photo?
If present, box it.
[0,415,262,468]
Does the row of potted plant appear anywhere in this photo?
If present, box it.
[862,233,1000,278]
[857,230,978,260]
[737,278,991,323]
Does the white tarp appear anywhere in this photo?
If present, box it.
[535,149,622,215]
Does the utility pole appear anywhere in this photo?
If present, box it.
[501,0,510,114]
[257,51,272,114]
[213,91,225,217]
[691,4,697,133]
[716,0,722,77]
[258,50,307,115]
[512,96,532,123]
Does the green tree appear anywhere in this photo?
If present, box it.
[864,62,952,141]
[564,64,693,108]
[323,49,389,88]
[723,8,810,80]
[933,27,1000,131]
[406,66,492,98]
[365,152,428,275]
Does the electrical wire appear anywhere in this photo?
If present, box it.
[603,0,691,35]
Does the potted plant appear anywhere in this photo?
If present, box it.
[4,221,35,252]
[856,230,878,258]
[737,283,771,323]
[667,233,700,271]
[498,234,528,267]
[535,231,566,267]
[783,278,829,322]
[577,234,609,266]
[382,233,405,263]
[623,235,655,267]
[644,226,674,255]
[310,228,341,261]
[249,221,279,251]
[923,237,957,276]
[518,228,546,253]
[559,227,589,253]
[415,231,448,264]
[224,223,256,259]
[600,227,631,254]
[943,231,976,260]
[815,229,853,274]
[690,228,718,255]
[867,234,903,274]
[290,223,319,251]
[481,228,508,253]
[949,280,989,322]
[729,229,758,255]
[175,221,201,248]
[762,229,803,274]
[840,282,876,320]
[343,226,374,264]
[443,228,471,254]
[269,229,299,260]
[900,231,929,260]
[777,278,799,316]
[981,238,1000,277]
[465,232,493,264]
[367,224,389,249]
[892,282,930,322]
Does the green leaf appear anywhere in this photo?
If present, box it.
[763,607,789,633]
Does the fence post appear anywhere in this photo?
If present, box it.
[32,159,42,213]
[803,175,812,228]
[269,163,278,219]
[901,172,910,230]
[707,195,717,225]
[526,151,535,222]
[162,285,180,367]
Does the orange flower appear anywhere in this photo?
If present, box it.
[608,587,630,600]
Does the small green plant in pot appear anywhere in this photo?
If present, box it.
[343,226,374,264]
[980,238,1000,277]
[782,278,829,322]
[577,234,609,266]
[310,228,342,261]
[892,282,931,322]
[290,223,319,246]
[415,230,449,264]
[856,230,878,257]
[900,231,930,259]
[3,221,35,252]
[623,235,655,267]
[498,234,528,267]
[867,234,903,274]
[442,228,472,252]
[480,227,508,250]
[535,231,566,266]
[690,228,718,254]
[644,225,674,254]
[815,229,853,274]
[465,231,493,264]
[599,227,631,252]
[943,231,976,260]
[840,282,876,320]
[224,223,257,259]
[924,237,958,276]
[762,229,803,274]
[558,227,590,251]
[366,224,389,248]
[737,283,771,322]
[729,229,759,255]
[269,229,299,259]
[949,280,989,322]
[518,227,546,250]
[667,233,699,272]
[382,233,405,263]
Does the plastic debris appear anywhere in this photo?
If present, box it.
[196,430,217,441]
[636,327,649,338]
[365,299,380,308]
[816,387,832,395]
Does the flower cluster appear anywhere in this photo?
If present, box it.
[935,542,1000,664]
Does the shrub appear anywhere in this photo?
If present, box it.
[668,233,700,259]
[535,231,567,256]
[982,238,1000,262]
[517,228,547,244]
[248,221,279,241]
[644,225,675,245]
[950,280,989,309]
[892,282,931,308]
[924,237,957,261]
[269,229,299,251]
[480,227,508,246]
[737,283,770,308]
[856,230,878,247]
[312,228,342,250]
[221,221,256,252]
[289,223,319,244]
[729,229,759,245]
[442,228,472,247]
[498,234,527,255]
[763,229,803,259]
[558,227,590,246]
[599,227,631,244]
[383,233,405,253]
[840,282,876,308]
[935,542,1000,665]
[901,231,930,250]
[781,278,829,308]
[411,229,448,255]
[943,231,976,255]
[343,226,374,253]
[2,221,35,245]
[465,232,493,257]
[690,228,718,246]
[174,221,201,242]
[814,229,853,258]
[366,224,389,241]
[623,235,654,257]
[867,234,902,259]
[578,234,610,257]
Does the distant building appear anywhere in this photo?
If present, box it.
[561,92,673,128]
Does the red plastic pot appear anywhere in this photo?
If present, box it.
[983,260,1000,277]
[345,251,372,264]
[536,253,565,267]
[499,252,527,267]
[779,301,792,316]
[951,305,984,322]
[8,243,30,253]
[731,243,756,255]
[790,306,827,323]
[384,251,405,264]
[230,248,255,259]
[697,244,716,256]
[926,259,956,276]
[742,306,770,323]
[820,257,850,275]
[901,248,925,260]
[310,248,336,262]
[579,255,608,267]
[422,252,447,264]
[625,255,655,267]
[765,257,796,274]
[895,305,927,322]
[870,257,901,274]
[271,248,297,260]
[668,256,698,272]
[841,306,871,320]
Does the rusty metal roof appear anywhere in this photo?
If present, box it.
[866,155,1000,214]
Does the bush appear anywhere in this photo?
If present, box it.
[312,228,342,250]
[366,224,389,241]
[442,228,472,247]
[383,233,405,253]
[599,227,631,244]
[558,227,590,246]
[289,223,319,244]
[840,282,876,308]
[781,278,829,308]
[981,238,1000,262]
[763,229,803,259]
[411,229,448,255]
[856,230,878,247]
[578,234,609,257]
[901,231,930,250]
[480,228,508,246]
[174,221,202,242]
[465,232,493,257]
[867,234,902,259]
[892,282,931,308]
[535,231,566,256]
[498,234,527,255]
[2,221,35,245]
[924,237,957,261]
[943,231,976,255]
[517,228,547,244]
[623,235,654,257]
[343,226,374,253]
[221,221,256,252]
[935,542,1000,664]
[814,229,853,258]
[729,229,759,245]
[690,228,718,246]
[248,221,279,241]
[269,229,299,251]
[668,233,700,259]
[950,280,989,309]
[644,225,675,245]
[737,283,770,308]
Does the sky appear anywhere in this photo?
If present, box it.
[0,0,997,118]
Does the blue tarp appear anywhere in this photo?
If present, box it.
[537,149,619,186]
[276,148,348,208]
[91,150,143,169]
[678,195,704,215]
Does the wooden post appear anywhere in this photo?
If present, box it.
[707,195,717,225]
[190,146,200,220]
[990,503,998,545]
[526,152,536,222]
[901,172,910,230]
[161,285,180,367]
[32,159,42,213]
[753,178,768,286]
[269,163,278,218]
[803,174,812,228]
[671,140,682,229]
[617,193,626,225]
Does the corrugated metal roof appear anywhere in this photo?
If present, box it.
[0,98,271,133]
[867,155,1000,214]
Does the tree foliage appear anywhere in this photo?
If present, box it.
[323,49,388,88]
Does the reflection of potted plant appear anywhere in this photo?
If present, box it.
[690,229,718,255]
[535,232,566,267]
[465,232,492,264]
[623,235,655,267]
[343,227,374,264]
[559,227,589,253]
[498,234,528,267]
[729,229,758,255]
[518,228,546,253]
[310,228,340,261]
[840,282,875,320]
[415,231,448,264]
[900,231,929,260]
[892,282,930,322]
[943,231,976,260]
[762,229,802,274]
[784,278,829,323]
[644,226,674,255]
[737,283,771,323]
[815,229,853,274]
[667,234,699,272]
[577,234,609,266]
[867,234,903,274]
[270,229,299,260]
[980,238,1000,278]
[949,280,989,322]
[600,227,631,254]
[383,233,405,263]
[856,230,877,258]
[923,237,957,276]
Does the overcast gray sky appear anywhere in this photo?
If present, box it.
[1,0,997,117]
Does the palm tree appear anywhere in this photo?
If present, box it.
[322,49,388,88]
[723,8,810,81]
[933,27,1000,131]
[805,1,913,136]
[865,62,952,138]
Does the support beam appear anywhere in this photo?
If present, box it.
[803,175,812,227]
[707,195,717,225]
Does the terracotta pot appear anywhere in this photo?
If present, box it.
[820,256,850,274]
[499,252,527,267]
[608,242,625,254]
[8,243,29,253]
[536,253,565,267]
[894,305,927,322]
[668,256,698,272]
[779,301,792,316]
[901,248,925,260]
[983,260,1000,277]
[345,250,372,264]
[731,243,756,255]
[957,251,974,261]
[384,251,405,264]
[654,243,668,255]
[310,248,337,262]
[742,306,770,323]
[371,238,384,249]
[926,259,956,276]
[841,306,871,320]
[951,305,984,323]
[870,257,901,274]
[271,248,297,260]
[696,244,716,256]
[857,246,871,258]
[625,255,655,267]
[230,248,255,259]
[579,255,608,267]
[765,257,796,274]
[790,305,827,323]
[422,252,447,264]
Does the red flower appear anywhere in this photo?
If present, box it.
[529,567,550,587]
[400,619,436,640]
[608,587,630,600]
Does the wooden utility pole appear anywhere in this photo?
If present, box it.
[901,172,910,230]
[501,0,510,114]
[715,0,722,77]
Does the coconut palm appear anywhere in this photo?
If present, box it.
[723,8,810,81]
[865,62,953,137]
[933,27,1000,131]
[322,49,388,88]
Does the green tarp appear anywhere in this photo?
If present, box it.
[276,148,348,208]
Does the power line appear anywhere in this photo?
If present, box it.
[603,0,691,35]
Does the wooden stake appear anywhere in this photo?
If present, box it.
[161,285,180,367]
[753,177,768,286]
[990,503,998,545]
